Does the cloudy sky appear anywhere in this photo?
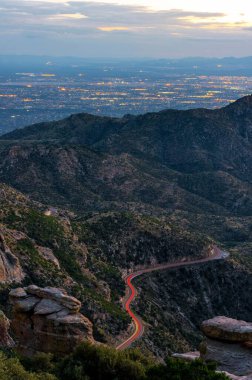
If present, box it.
[1,0,252,58]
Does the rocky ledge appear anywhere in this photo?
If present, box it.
[172,316,252,380]
[201,317,252,378]
[9,285,94,356]
[202,316,252,343]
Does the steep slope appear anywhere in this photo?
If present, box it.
[0,183,129,340]
[136,260,252,357]
[0,143,231,215]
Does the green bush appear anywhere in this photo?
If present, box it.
[0,351,56,380]
[58,342,146,380]
[147,358,228,380]
[0,343,229,380]
[57,342,228,380]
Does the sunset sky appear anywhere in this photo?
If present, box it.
[1,0,252,57]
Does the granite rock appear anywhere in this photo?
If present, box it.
[201,317,252,342]
[10,285,94,355]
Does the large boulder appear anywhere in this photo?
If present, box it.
[172,352,200,362]
[200,317,252,377]
[9,285,94,356]
[219,371,252,380]
[202,338,252,376]
[201,316,252,342]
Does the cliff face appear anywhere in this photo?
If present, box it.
[9,286,94,356]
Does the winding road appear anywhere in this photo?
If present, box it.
[116,246,229,350]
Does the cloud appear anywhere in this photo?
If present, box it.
[97,25,154,32]
[48,12,88,20]
[97,26,130,32]
[0,0,251,57]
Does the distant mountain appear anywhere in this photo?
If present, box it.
[1,95,252,217]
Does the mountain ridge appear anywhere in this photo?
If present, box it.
[0,95,251,217]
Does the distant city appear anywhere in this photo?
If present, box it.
[1,56,252,135]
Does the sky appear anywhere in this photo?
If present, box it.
[1,0,252,58]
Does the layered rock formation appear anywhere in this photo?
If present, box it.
[201,317,252,378]
[10,285,94,355]
[0,233,24,283]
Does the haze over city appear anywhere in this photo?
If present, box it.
[1,56,252,134]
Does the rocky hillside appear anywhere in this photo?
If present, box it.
[0,183,211,349]
[0,96,251,267]
[134,260,252,357]
[0,95,251,357]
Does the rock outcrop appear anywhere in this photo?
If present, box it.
[0,311,15,348]
[10,285,94,355]
[0,233,24,283]
[201,317,252,377]
[172,316,252,379]
[172,351,200,362]
[35,245,60,269]
[202,316,252,342]
[219,372,252,380]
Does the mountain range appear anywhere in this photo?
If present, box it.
[1,95,252,216]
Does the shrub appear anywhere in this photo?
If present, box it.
[0,351,56,380]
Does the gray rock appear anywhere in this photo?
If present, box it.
[46,308,70,320]
[201,317,252,342]
[34,299,63,315]
[25,285,81,312]
[219,371,252,380]
[13,296,40,312]
[202,338,252,376]
[172,351,200,362]
[10,286,94,356]
[9,288,27,298]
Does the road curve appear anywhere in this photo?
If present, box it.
[116,246,228,350]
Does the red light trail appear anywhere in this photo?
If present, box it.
[116,246,228,350]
